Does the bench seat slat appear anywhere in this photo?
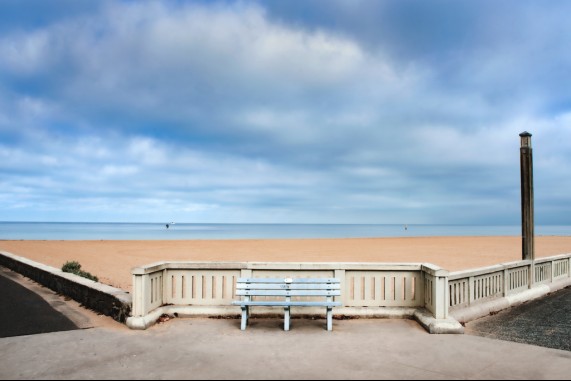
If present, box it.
[232,301,342,307]
[237,278,340,284]
[236,290,341,297]
[236,284,341,290]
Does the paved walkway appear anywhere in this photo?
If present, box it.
[2,317,571,380]
[466,287,571,351]
[1,267,571,380]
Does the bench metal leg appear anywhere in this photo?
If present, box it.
[241,307,248,331]
[327,307,333,331]
[284,306,290,331]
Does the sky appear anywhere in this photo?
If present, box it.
[0,0,570,224]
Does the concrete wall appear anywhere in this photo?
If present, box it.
[0,251,132,323]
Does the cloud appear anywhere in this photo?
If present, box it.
[0,1,570,224]
[0,1,406,131]
[0,131,329,222]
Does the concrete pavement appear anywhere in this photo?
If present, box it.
[1,266,571,380]
[1,316,571,379]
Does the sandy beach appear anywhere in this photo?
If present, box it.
[1,237,571,292]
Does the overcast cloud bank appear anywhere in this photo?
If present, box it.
[0,0,570,224]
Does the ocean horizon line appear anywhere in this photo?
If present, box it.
[0,221,548,226]
[1,221,570,241]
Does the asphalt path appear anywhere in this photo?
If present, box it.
[0,268,79,338]
[466,286,571,351]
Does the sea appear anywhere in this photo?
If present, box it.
[0,222,570,240]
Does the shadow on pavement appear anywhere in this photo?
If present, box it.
[0,268,79,338]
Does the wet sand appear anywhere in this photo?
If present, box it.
[1,237,571,292]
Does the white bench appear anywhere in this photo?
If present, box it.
[232,278,342,331]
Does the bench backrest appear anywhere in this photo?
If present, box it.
[236,278,341,298]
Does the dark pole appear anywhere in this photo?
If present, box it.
[520,132,534,261]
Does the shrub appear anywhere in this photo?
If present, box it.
[62,261,82,273]
[62,261,99,282]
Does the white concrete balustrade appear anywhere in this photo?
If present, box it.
[449,253,571,323]
[127,254,571,332]
[128,262,453,330]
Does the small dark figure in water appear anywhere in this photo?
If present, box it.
[166,224,170,229]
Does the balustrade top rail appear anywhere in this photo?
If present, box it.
[132,261,448,276]
[535,253,571,264]
[449,260,533,280]
[449,253,571,281]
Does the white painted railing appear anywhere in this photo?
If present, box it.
[130,253,571,330]
[553,258,570,280]
[131,262,450,321]
[449,253,571,310]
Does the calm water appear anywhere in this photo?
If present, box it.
[0,222,570,240]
